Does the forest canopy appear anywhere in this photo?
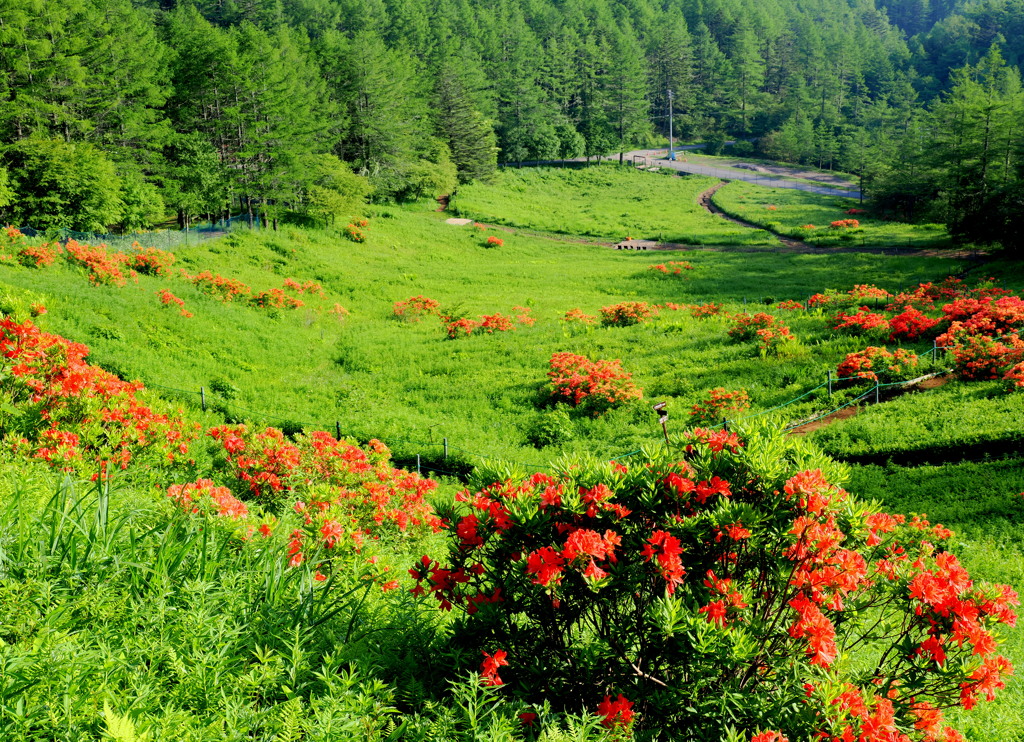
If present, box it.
[0,0,1022,247]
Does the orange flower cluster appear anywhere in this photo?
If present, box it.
[0,317,200,475]
[600,301,656,327]
[157,289,192,318]
[393,295,442,321]
[649,261,694,275]
[562,307,597,325]
[690,387,751,425]
[836,346,919,383]
[546,351,642,412]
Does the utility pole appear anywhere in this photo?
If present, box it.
[667,88,676,161]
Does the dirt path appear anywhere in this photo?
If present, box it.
[691,182,985,259]
[786,373,953,437]
[698,181,810,250]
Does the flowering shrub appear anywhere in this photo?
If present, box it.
[513,305,535,327]
[831,308,889,337]
[830,219,860,229]
[17,242,59,268]
[185,271,252,302]
[600,301,656,327]
[775,300,804,311]
[394,295,442,322]
[945,333,1024,380]
[766,204,778,211]
[800,224,815,230]
[728,313,793,350]
[64,240,132,286]
[479,312,515,333]
[836,346,920,383]
[208,425,441,544]
[3,226,24,246]
[690,387,751,425]
[130,246,176,276]
[446,317,480,338]
[283,278,325,297]
[649,261,693,276]
[343,223,365,242]
[1004,362,1024,391]
[157,289,193,318]
[485,235,504,247]
[545,352,641,414]
[845,208,866,215]
[690,303,724,318]
[0,317,200,475]
[249,288,303,310]
[888,307,939,342]
[167,478,249,520]
[410,429,1016,738]
[563,308,597,326]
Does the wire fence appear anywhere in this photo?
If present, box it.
[12,215,264,252]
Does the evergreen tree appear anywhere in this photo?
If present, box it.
[648,18,694,140]
[605,27,650,163]
[433,53,498,182]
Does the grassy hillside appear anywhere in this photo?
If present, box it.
[451,165,777,245]
[1,166,1023,741]
[0,208,967,471]
[712,181,952,248]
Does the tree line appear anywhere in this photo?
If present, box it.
[0,0,1021,250]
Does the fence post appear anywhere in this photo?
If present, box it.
[200,386,206,412]
[443,437,449,460]
[874,384,880,405]
[416,454,421,476]
[335,421,341,441]
[827,370,832,397]
[722,417,729,432]
[932,339,937,362]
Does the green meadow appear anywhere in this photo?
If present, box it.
[712,181,953,248]
[1,166,1023,740]
[451,165,776,246]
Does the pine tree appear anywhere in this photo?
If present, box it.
[434,55,498,182]
[606,27,650,163]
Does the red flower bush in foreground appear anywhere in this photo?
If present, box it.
[410,428,1015,738]
[546,352,642,413]
[830,219,860,229]
[836,346,919,383]
[485,235,504,247]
